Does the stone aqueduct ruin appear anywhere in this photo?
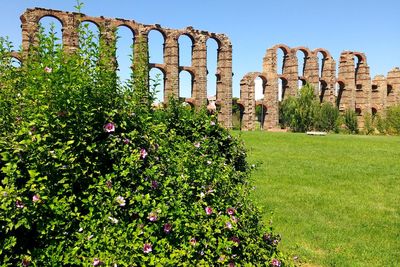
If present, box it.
[7,8,400,130]
[240,44,400,130]
[12,8,233,128]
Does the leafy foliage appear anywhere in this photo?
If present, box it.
[385,105,400,134]
[0,18,289,266]
[343,109,359,134]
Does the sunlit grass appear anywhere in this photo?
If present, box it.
[236,131,400,267]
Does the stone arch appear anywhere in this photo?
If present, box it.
[149,66,166,103]
[179,68,194,100]
[271,43,291,55]
[313,48,332,59]
[319,80,328,102]
[178,33,194,67]
[278,75,289,101]
[147,28,166,64]
[336,80,346,109]
[206,37,219,98]
[116,25,135,83]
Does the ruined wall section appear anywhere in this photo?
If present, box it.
[240,44,397,131]
[18,8,233,128]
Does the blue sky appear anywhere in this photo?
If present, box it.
[1,0,399,99]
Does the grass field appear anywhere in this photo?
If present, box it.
[236,131,400,267]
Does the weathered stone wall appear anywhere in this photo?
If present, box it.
[15,8,233,128]
[240,44,400,131]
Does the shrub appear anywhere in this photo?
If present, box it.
[314,102,340,133]
[385,105,400,134]
[0,17,289,266]
[362,112,375,135]
[279,83,319,132]
[343,109,359,134]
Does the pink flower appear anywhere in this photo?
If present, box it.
[205,206,213,215]
[123,138,130,144]
[225,221,233,229]
[32,194,40,202]
[228,262,235,267]
[151,180,158,189]
[148,211,158,222]
[44,66,52,73]
[16,200,24,208]
[210,121,216,126]
[140,148,148,159]
[163,223,172,234]
[271,259,281,267]
[143,243,152,253]
[194,142,201,148]
[116,196,126,206]
[231,216,238,224]
[93,258,104,266]
[103,122,115,133]
[22,257,30,267]
[189,237,197,246]
[227,207,235,215]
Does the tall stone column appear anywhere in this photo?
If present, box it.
[63,13,79,53]
[322,57,336,104]
[192,38,207,107]
[387,67,400,106]
[216,41,232,129]
[239,73,256,130]
[338,52,356,111]
[164,33,179,101]
[354,54,371,127]
[303,54,319,95]
[283,52,298,97]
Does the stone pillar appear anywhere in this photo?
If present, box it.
[371,75,387,114]
[283,51,298,97]
[20,10,39,58]
[133,31,149,87]
[164,33,179,101]
[192,37,207,107]
[322,57,337,104]
[216,40,232,129]
[264,76,279,130]
[387,67,400,106]
[63,13,79,53]
[337,52,356,111]
[303,54,319,95]
[239,73,256,130]
[354,53,371,127]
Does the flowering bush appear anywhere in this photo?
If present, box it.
[0,20,290,266]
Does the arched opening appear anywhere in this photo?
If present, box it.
[149,67,165,104]
[179,70,193,100]
[11,57,22,68]
[79,21,100,62]
[319,80,328,103]
[278,77,288,101]
[371,107,378,116]
[355,107,362,116]
[206,38,219,98]
[116,25,135,84]
[296,50,307,77]
[354,54,364,81]
[336,81,345,110]
[317,51,326,78]
[298,79,306,89]
[178,34,193,67]
[148,29,164,64]
[387,84,393,96]
[254,76,265,101]
[277,48,286,75]
[256,103,267,130]
[38,16,63,47]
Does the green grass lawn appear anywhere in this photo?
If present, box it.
[236,131,400,267]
